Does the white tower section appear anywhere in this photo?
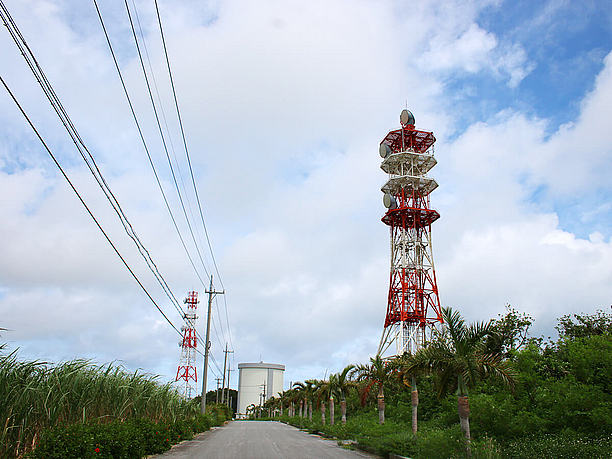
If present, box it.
[237,362,284,418]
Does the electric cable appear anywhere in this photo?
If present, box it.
[154,0,234,350]
[92,0,207,289]
[123,0,212,280]
[0,1,190,327]
[0,75,182,339]
[91,0,218,360]
[126,0,232,354]
[1,2,221,386]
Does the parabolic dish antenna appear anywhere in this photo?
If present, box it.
[379,143,391,158]
[400,109,415,126]
[383,193,397,209]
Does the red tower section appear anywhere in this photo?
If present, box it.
[378,110,443,356]
[176,291,199,397]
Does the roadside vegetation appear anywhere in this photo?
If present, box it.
[253,306,612,458]
[0,349,230,458]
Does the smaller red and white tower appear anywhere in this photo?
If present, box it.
[176,291,199,397]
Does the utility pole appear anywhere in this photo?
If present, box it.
[260,382,266,405]
[201,274,224,415]
[226,368,233,409]
[215,377,221,403]
[260,382,267,417]
[221,344,233,403]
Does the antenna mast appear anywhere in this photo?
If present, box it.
[378,109,444,356]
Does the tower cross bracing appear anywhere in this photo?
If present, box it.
[176,291,199,397]
[378,110,444,357]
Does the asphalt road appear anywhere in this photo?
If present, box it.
[154,421,378,459]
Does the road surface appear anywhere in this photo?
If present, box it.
[154,421,378,458]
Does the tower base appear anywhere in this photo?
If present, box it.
[378,321,440,357]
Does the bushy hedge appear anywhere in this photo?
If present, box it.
[503,431,612,459]
[279,412,611,458]
[0,355,198,457]
[29,411,226,459]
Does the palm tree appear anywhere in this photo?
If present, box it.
[288,388,299,417]
[293,380,316,420]
[263,396,276,417]
[313,379,328,424]
[277,391,287,417]
[352,355,395,424]
[394,354,421,436]
[327,373,336,425]
[403,307,515,450]
[291,383,305,417]
[334,364,354,425]
[304,380,316,421]
[288,388,300,417]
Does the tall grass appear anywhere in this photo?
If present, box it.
[0,349,195,457]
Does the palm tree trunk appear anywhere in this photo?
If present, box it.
[329,396,335,425]
[411,376,418,436]
[321,401,326,424]
[299,400,303,418]
[341,399,347,424]
[308,400,313,421]
[377,386,385,425]
[458,395,471,454]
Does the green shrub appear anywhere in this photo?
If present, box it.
[28,412,227,459]
[0,354,198,458]
[413,425,465,459]
[502,431,612,459]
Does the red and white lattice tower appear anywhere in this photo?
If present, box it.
[378,109,444,357]
[176,291,199,397]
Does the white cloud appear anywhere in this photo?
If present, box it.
[0,0,610,391]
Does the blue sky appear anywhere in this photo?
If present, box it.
[0,0,611,393]
[447,0,611,132]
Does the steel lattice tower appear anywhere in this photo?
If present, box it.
[176,291,199,397]
[378,109,444,356]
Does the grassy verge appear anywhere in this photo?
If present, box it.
[273,414,611,458]
[28,411,228,458]
[0,350,229,457]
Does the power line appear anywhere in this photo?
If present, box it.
[123,0,212,280]
[1,2,223,387]
[153,0,234,351]
[91,1,220,363]
[0,75,182,339]
[213,295,228,345]
[92,0,208,290]
[107,0,226,364]
[0,1,190,327]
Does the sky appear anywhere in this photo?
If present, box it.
[0,0,611,394]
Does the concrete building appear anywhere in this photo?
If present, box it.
[237,362,284,418]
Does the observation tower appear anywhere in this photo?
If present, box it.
[378,109,443,356]
[176,291,199,397]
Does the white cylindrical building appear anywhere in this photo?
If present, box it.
[237,362,284,418]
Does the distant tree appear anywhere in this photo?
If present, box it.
[394,355,422,436]
[485,305,533,357]
[334,364,355,425]
[292,380,315,420]
[556,307,612,340]
[286,388,299,417]
[313,379,328,424]
[403,307,515,452]
[278,390,290,416]
[352,355,395,424]
[327,373,337,425]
